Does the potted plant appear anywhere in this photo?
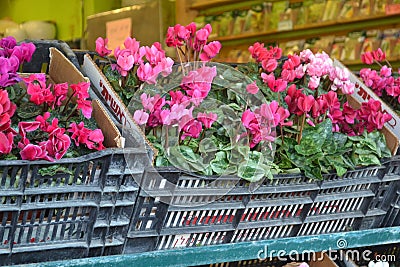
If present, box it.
[75,21,400,256]
[93,23,392,182]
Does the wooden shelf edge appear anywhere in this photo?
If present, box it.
[211,13,400,46]
[190,0,242,10]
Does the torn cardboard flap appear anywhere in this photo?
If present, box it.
[92,99,124,148]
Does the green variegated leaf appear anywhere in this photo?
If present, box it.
[238,163,265,182]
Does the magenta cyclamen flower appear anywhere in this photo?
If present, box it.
[53,82,69,106]
[86,129,106,150]
[19,143,52,161]
[0,131,13,155]
[43,127,71,160]
[179,115,203,140]
[77,99,93,119]
[71,82,90,100]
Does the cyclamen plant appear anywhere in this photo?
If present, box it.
[241,43,392,178]
[95,23,221,105]
[0,36,105,161]
[359,48,400,113]
[95,23,392,181]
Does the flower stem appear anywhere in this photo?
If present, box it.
[176,47,186,75]
[297,114,306,144]
[61,91,76,115]
[65,104,78,122]
[16,91,27,105]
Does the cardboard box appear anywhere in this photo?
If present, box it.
[81,53,156,158]
[25,47,122,149]
[334,59,400,155]
[309,252,339,267]
[282,252,338,267]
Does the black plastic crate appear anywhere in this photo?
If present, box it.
[123,161,400,255]
[19,39,81,74]
[372,156,400,226]
[124,167,319,253]
[0,40,152,265]
[0,148,148,265]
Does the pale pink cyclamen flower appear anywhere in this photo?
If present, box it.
[308,75,320,89]
[246,82,259,94]
[330,67,355,94]
[160,104,194,126]
[133,110,149,125]
[116,53,135,77]
[137,62,157,84]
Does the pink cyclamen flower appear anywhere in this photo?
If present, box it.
[361,51,374,65]
[44,127,71,160]
[372,48,386,61]
[0,89,17,121]
[18,121,41,143]
[26,82,55,106]
[95,37,112,57]
[0,131,14,155]
[134,110,149,125]
[199,41,221,61]
[19,143,52,161]
[68,122,89,146]
[193,24,212,51]
[71,82,90,100]
[137,62,157,84]
[308,75,320,90]
[197,112,217,128]
[116,53,135,77]
[0,113,11,132]
[180,118,203,140]
[53,82,69,106]
[85,129,106,150]
[261,58,278,72]
[297,95,315,114]
[23,73,46,85]
[124,37,141,58]
[36,113,59,133]
[77,99,93,119]
[246,82,259,94]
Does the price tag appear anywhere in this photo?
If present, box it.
[106,17,132,52]
[386,4,400,14]
[278,20,293,31]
